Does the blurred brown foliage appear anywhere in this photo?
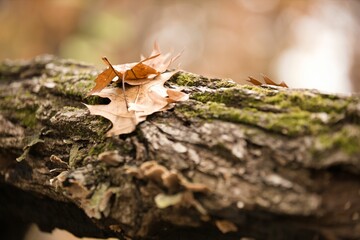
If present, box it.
[0,0,359,92]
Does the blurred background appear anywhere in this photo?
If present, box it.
[1,0,360,239]
[1,0,360,93]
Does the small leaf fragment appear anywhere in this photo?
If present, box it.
[262,74,289,88]
[247,76,263,86]
[247,75,289,88]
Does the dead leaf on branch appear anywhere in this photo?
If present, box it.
[85,87,136,136]
[85,71,188,136]
[85,43,187,136]
[248,75,289,88]
[139,41,182,74]
[88,42,179,95]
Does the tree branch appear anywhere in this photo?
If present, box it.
[0,55,359,240]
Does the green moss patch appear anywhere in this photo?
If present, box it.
[263,91,350,113]
[88,141,115,156]
[49,74,95,99]
[50,106,110,141]
[14,108,38,128]
[191,85,352,115]
[315,125,360,156]
[184,84,356,138]
[177,101,329,136]
[173,72,237,89]
[0,62,24,80]
[0,91,40,129]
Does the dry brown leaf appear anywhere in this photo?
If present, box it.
[127,71,179,118]
[166,89,189,103]
[88,42,179,95]
[88,68,117,95]
[86,71,187,136]
[141,41,181,73]
[86,43,187,136]
[247,76,263,86]
[262,74,289,88]
[247,75,289,88]
[85,87,136,136]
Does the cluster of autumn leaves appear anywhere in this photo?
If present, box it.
[85,43,188,136]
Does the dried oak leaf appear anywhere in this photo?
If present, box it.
[248,75,289,88]
[85,71,188,136]
[88,42,179,95]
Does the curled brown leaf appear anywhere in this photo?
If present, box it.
[247,75,289,88]
[88,42,180,95]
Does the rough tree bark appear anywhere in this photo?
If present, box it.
[0,55,359,240]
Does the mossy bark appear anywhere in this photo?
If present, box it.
[0,55,359,240]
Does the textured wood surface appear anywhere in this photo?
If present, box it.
[0,56,359,240]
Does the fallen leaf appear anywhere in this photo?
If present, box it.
[247,76,263,86]
[86,71,187,136]
[88,42,180,95]
[87,67,117,96]
[85,87,137,136]
[127,71,175,118]
[247,75,289,88]
[262,74,289,88]
[166,89,189,103]
[86,43,187,136]
[140,41,181,73]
